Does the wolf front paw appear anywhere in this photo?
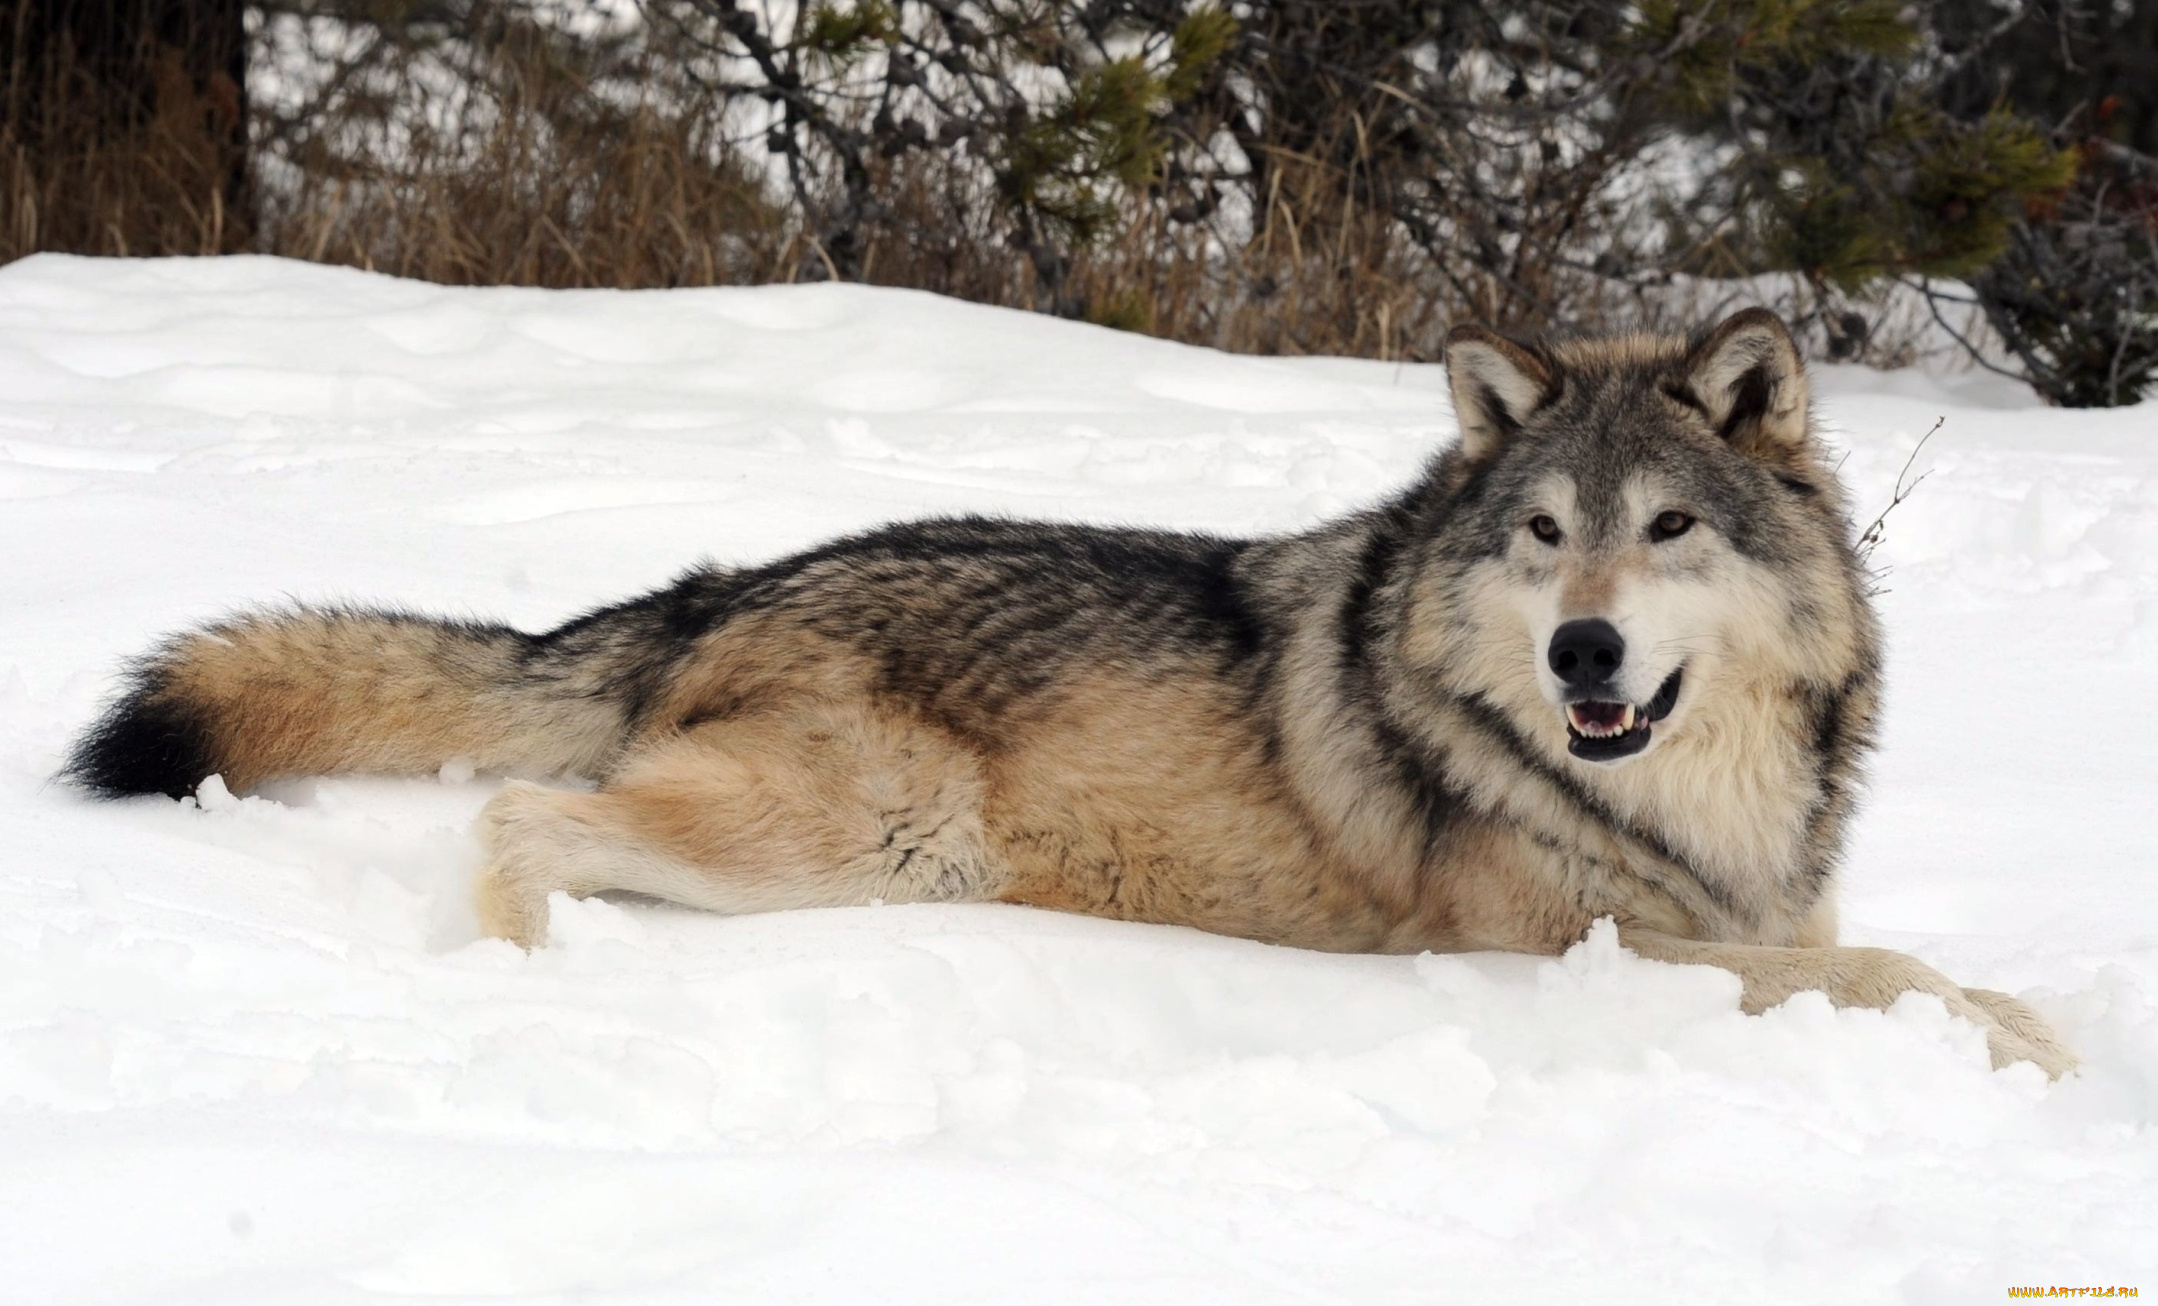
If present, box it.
[1960,986,2078,1080]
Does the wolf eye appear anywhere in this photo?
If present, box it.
[1528,514,1562,544]
[1650,510,1695,542]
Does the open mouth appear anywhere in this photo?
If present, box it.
[1564,666,1685,763]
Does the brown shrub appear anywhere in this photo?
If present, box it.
[2,0,249,261]
[3,0,2125,401]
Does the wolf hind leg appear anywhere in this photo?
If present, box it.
[475,702,999,948]
[1617,928,2078,1079]
[475,782,691,948]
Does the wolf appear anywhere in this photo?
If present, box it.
[64,308,2074,1077]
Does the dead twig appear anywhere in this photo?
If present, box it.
[1855,415,1944,583]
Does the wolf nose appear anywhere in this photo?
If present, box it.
[1548,619,1625,689]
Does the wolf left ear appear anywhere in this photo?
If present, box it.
[1445,325,1556,463]
[1680,308,1810,456]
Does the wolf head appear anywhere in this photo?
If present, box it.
[1404,309,1878,776]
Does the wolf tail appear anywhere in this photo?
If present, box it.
[64,591,700,799]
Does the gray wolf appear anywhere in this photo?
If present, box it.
[63,308,2076,1077]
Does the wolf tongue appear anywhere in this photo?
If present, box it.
[1570,702,1627,732]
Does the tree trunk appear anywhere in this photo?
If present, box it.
[2,0,251,259]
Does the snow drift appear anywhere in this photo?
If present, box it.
[0,255,2152,1303]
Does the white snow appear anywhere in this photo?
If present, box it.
[1,254,2153,1303]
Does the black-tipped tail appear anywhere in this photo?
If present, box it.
[63,671,221,800]
[59,600,678,798]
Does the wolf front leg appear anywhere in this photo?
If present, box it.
[1617,927,2078,1079]
[475,702,999,947]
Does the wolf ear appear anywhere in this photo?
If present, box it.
[1680,308,1810,457]
[1445,325,1555,463]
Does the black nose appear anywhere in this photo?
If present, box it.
[1548,619,1625,689]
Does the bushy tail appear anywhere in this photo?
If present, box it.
[64,597,690,799]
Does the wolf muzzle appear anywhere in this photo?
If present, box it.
[1548,619,1683,763]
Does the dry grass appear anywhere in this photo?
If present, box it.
[0,0,1585,360]
[263,106,785,288]
[2,5,248,261]
[1,1,1908,367]
[249,8,786,289]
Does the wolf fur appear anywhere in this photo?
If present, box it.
[64,308,2076,1077]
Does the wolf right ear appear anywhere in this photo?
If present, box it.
[1445,325,1555,463]
[1681,308,1810,457]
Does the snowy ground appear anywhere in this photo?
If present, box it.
[1,255,2153,1304]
